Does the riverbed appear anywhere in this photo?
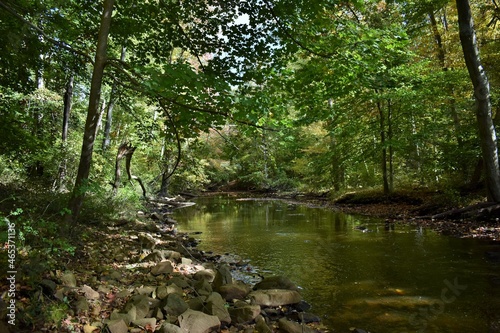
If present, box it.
[173,194,500,332]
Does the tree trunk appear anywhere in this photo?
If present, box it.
[68,0,115,223]
[456,0,500,202]
[102,45,126,151]
[376,99,390,194]
[54,74,74,191]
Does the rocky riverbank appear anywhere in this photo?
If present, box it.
[10,197,346,333]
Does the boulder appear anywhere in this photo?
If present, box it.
[193,269,215,282]
[105,319,128,333]
[249,289,302,307]
[219,282,250,301]
[228,304,261,324]
[194,279,212,296]
[162,293,189,316]
[157,322,183,333]
[212,265,232,291]
[151,261,173,276]
[178,309,220,333]
[205,292,231,323]
[278,318,315,333]
[254,276,298,291]
[156,283,183,299]
[255,315,273,333]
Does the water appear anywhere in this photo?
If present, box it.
[173,195,500,332]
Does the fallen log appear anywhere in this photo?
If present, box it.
[416,201,498,220]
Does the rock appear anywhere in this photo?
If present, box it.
[81,285,100,300]
[254,276,298,291]
[163,250,182,262]
[289,312,321,323]
[292,300,311,312]
[126,295,159,320]
[228,304,261,324]
[143,250,164,262]
[181,257,193,265]
[188,296,206,311]
[61,270,77,288]
[156,284,182,300]
[249,289,302,307]
[194,278,213,296]
[213,264,233,291]
[106,319,129,333]
[163,293,189,316]
[219,282,250,301]
[132,317,156,329]
[151,261,174,275]
[193,269,215,282]
[135,286,156,296]
[255,315,273,333]
[40,279,57,295]
[74,296,89,314]
[178,309,220,333]
[277,318,315,333]
[157,322,183,333]
[138,232,157,249]
[167,276,190,288]
[205,292,231,323]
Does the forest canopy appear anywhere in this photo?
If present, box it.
[1,0,500,219]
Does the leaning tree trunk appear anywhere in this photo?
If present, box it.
[68,0,115,223]
[102,45,126,151]
[456,0,500,202]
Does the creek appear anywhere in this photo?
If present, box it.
[173,194,500,332]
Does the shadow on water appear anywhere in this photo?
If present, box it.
[173,195,500,333]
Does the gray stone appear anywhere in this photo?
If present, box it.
[219,282,250,301]
[138,232,157,249]
[194,278,213,296]
[193,269,215,282]
[157,322,183,333]
[105,319,129,333]
[228,304,261,324]
[143,250,164,263]
[249,289,302,307]
[277,318,315,333]
[81,285,100,300]
[151,261,174,275]
[132,317,156,329]
[156,284,182,300]
[188,296,206,311]
[61,271,77,288]
[254,276,297,291]
[255,315,272,333]
[167,276,190,288]
[205,292,231,323]
[178,309,220,333]
[135,286,156,296]
[213,265,233,291]
[163,293,189,316]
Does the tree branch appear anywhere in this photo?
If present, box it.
[0,0,93,63]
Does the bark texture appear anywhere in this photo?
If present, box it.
[456,0,500,202]
[68,0,115,222]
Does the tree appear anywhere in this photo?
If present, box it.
[68,0,114,222]
[456,0,500,202]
